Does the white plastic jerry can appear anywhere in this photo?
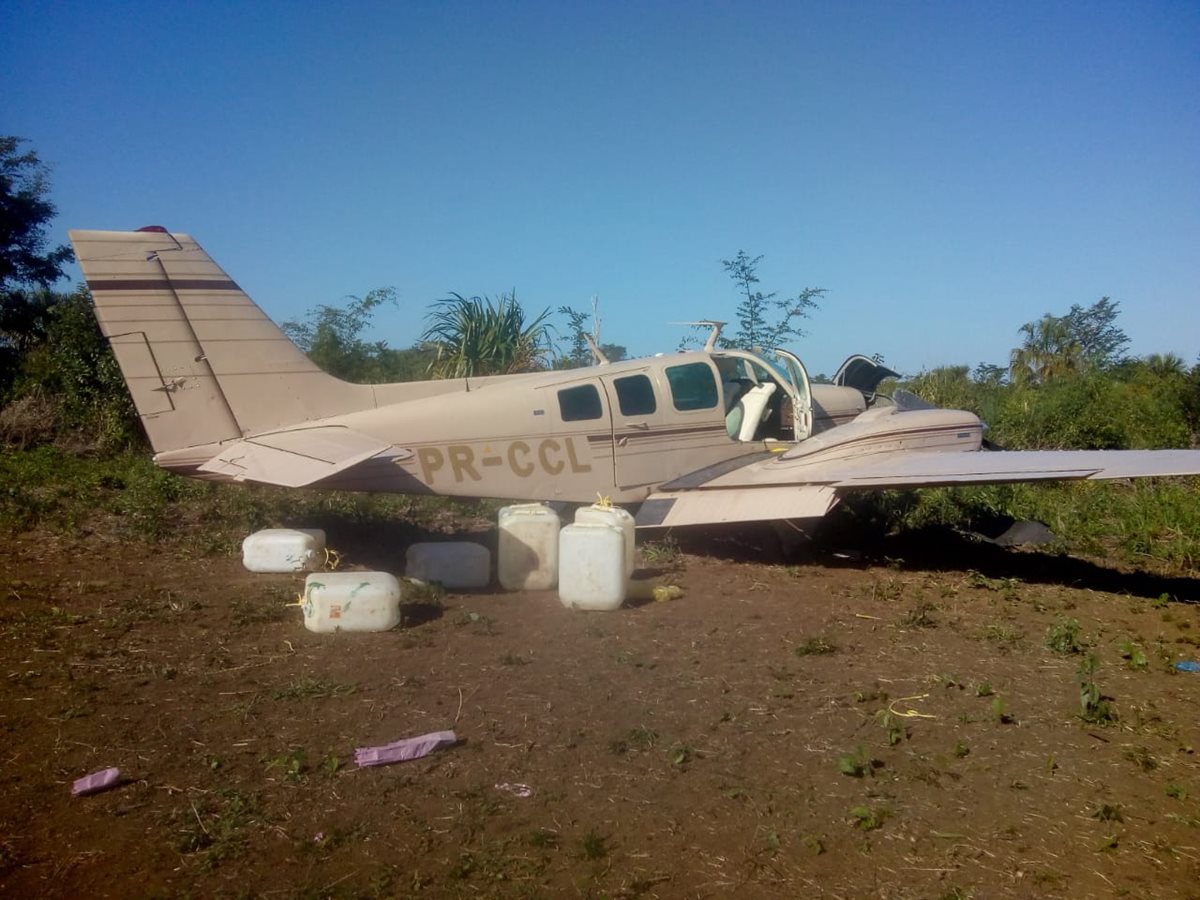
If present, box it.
[498,503,561,590]
[574,504,636,577]
[558,522,627,611]
[405,542,491,590]
[302,572,402,633]
[242,528,326,573]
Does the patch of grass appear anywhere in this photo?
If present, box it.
[1166,784,1187,800]
[953,740,970,759]
[794,636,838,656]
[848,804,889,831]
[498,652,530,666]
[1118,640,1149,670]
[528,828,559,850]
[639,537,681,568]
[866,577,905,602]
[1045,617,1086,654]
[669,743,696,768]
[991,696,1016,725]
[837,747,881,778]
[610,726,658,755]
[1124,746,1158,772]
[173,789,259,870]
[974,681,994,697]
[320,752,343,776]
[966,570,1021,601]
[984,622,1024,648]
[272,677,357,701]
[898,601,938,629]
[1092,803,1123,823]
[580,828,608,860]
[264,748,307,783]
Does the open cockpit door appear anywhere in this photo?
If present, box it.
[833,354,900,396]
[769,349,814,441]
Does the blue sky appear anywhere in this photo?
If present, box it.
[4,0,1198,377]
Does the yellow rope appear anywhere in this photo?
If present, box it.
[594,493,613,509]
[887,693,937,719]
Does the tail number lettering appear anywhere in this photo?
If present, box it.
[417,438,592,485]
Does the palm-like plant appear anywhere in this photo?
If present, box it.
[1009,315,1084,386]
[421,292,554,379]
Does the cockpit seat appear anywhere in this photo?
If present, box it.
[727,381,776,441]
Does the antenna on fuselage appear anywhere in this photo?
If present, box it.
[670,320,726,352]
[583,333,610,365]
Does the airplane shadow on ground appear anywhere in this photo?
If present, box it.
[668,522,1200,606]
[292,511,1198,607]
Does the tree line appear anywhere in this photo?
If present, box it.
[2,136,1197,456]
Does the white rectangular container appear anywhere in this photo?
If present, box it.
[574,504,636,577]
[242,528,326,573]
[498,503,561,590]
[558,522,627,611]
[405,542,491,589]
[302,571,401,633]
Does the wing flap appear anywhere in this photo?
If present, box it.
[636,485,838,527]
[818,449,1200,490]
[198,426,400,487]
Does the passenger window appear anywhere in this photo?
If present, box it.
[557,384,603,421]
[666,363,719,411]
[614,374,656,416]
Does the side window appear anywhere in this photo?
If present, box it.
[614,374,656,416]
[665,363,719,411]
[557,384,603,421]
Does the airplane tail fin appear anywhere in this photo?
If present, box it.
[68,228,375,453]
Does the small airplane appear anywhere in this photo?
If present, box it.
[69,227,1200,530]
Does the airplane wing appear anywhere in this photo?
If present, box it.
[197,426,402,487]
[635,448,1200,528]
[802,448,1200,489]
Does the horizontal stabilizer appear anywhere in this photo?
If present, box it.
[198,427,401,487]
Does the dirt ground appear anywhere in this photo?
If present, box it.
[2,517,1199,900]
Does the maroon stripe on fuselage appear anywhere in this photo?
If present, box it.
[588,424,728,443]
[90,279,243,292]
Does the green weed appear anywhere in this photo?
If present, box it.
[639,537,681,568]
[1092,803,1123,823]
[580,829,608,860]
[849,804,889,831]
[991,696,1016,725]
[528,828,559,850]
[984,623,1024,647]
[172,789,259,870]
[898,601,938,629]
[272,677,357,701]
[1119,640,1149,670]
[265,749,307,783]
[1124,746,1158,772]
[1045,617,1085,654]
[837,747,880,778]
[1078,654,1118,725]
[794,636,838,656]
